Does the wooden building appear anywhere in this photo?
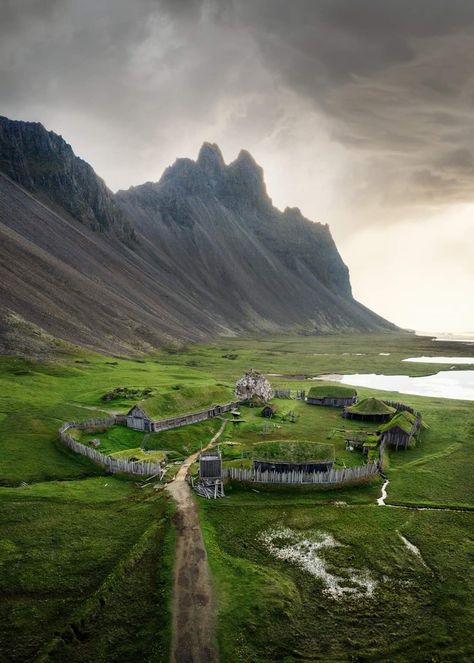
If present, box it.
[379,411,420,450]
[253,459,334,474]
[252,439,334,476]
[126,399,238,432]
[126,404,153,431]
[306,384,357,407]
[343,397,396,422]
[261,404,278,418]
[199,450,223,480]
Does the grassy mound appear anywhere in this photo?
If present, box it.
[110,448,166,463]
[345,397,396,415]
[307,384,356,398]
[144,419,222,460]
[253,440,335,462]
[137,384,233,419]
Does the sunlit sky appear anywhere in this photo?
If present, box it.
[2,1,473,331]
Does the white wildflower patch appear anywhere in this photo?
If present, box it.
[259,527,377,599]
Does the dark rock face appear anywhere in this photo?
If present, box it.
[0,116,135,242]
[0,115,396,353]
[117,142,352,301]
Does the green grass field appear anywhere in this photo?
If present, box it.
[0,332,472,661]
[217,400,375,469]
[199,497,474,662]
[0,478,173,662]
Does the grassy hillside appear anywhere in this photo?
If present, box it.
[0,332,472,660]
[0,478,173,662]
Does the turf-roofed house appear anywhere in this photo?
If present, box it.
[306,384,357,407]
[343,397,396,422]
[126,395,237,432]
[379,410,423,450]
[252,440,335,475]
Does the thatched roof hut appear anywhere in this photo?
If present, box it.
[343,397,396,422]
[379,411,419,450]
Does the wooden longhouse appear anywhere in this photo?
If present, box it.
[306,384,357,407]
[126,399,238,432]
[252,439,335,477]
[253,459,334,474]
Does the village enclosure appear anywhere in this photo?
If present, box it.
[0,333,473,662]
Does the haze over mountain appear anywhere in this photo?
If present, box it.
[0,116,395,354]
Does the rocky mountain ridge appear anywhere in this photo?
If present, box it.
[0,116,395,354]
[0,116,134,242]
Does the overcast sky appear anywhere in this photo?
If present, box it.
[2,0,473,332]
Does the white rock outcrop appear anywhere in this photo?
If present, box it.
[235,368,273,403]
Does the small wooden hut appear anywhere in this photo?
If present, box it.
[343,398,396,422]
[379,411,419,450]
[261,404,278,418]
[199,450,223,480]
[246,393,265,408]
[306,384,357,407]
[126,404,153,431]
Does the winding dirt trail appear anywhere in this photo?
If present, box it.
[165,421,226,663]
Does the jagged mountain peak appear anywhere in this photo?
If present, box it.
[130,141,271,211]
[196,142,226,175]
[0,115,396,354]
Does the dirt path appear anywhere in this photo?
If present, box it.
[165,420,226,663]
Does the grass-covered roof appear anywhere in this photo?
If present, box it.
[345,397,396,415]
[135,385,233,420]
[253,440,335,463]
[307,384,356,398]
[380,411,417,434]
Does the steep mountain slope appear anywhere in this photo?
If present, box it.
[0,117,395,354]
[117,142,390,333]
[0,116,134,241]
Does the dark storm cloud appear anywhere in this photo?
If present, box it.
[1,0,472,330]
[217,0,474,206]
[2,0,474,208]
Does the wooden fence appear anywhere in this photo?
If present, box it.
[225,461,379,485]
[58,417,164,478]
[150,401,239,432]
[384,400,422,419]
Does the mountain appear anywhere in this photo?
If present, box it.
[0,116,395,354]
[0,116,134,241]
